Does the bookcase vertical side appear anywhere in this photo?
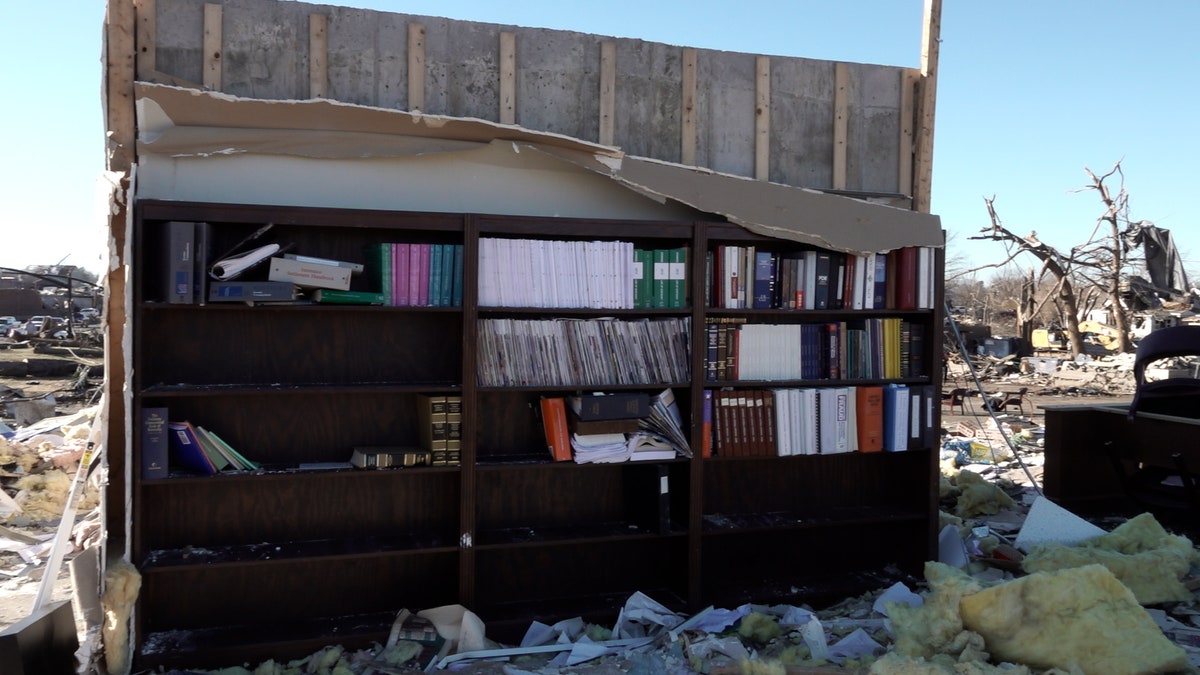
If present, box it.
[687,221,711,610]
[459,213,480,608]
[924,240,947,560]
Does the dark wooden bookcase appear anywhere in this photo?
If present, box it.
[129,201,942,670]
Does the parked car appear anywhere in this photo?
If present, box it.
[0,316,18,330]
[7,315,67,340]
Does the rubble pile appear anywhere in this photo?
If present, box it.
[946,351,1143,398]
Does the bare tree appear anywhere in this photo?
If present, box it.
[969,197,1088,355]
[1071,162,1137,352]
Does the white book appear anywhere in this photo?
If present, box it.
[802,251,817,310]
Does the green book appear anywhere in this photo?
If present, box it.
[311,288,386,305]
[364,243,392,306]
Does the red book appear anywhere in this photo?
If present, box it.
[540,397,572,462]
[702,390,714,458]
[855,386,884,453]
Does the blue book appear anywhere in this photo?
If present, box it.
[451,244,464,307]
[167,421,218,475]
[882,384,910,452]
[872,254,888,309]
[141,407,169,480]
[439,243,455,306]
[752,250,774,309]
[427,243,444,307]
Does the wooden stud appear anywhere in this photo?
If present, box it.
[203,3,222,91]
[408,23,425,113]
[755,56,771,181]
[500,32,516,125]
[898,69,917,200]
[104,0,137,542]
[135,0,156,79]
[832,62,849,191]
[309,14,328,99]
[914,0,942,213]
[681,48,697,166]
[599,41,616,146]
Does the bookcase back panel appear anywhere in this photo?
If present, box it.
[474,462,684,538]
[139,551,460,631]
[137,470,460,551]
[701,451,931,516]
[144,391,444,465]
[474,538,689,612]
[139,310,463,386]
[699,522,927,606]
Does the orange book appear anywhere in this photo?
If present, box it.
[855,386,884,453]
[540,397,572,462]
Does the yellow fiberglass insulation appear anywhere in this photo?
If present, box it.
[884,562,989,662]
[868,652,1031,675]
[1021,512,1198,605]
[959,563,1187,674]
[102,559,142,675]
[951,471,1014,519]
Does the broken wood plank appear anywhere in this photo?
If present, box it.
[755,56,771,181]
[408,23,425,112]
[203,3,222,91]
[135,0,156,79]
[681,48,697,165]
[914,0,942,213]
[898,68,917,199]
[599,41,616,146]
[309,14,328,99]
[499,32,516,124]
[833,62,849,191]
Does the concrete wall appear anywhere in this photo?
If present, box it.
[151,0,913,197]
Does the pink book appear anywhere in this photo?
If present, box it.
[417,243,431,306]
[393,243,410,306]
[408,243,422,306]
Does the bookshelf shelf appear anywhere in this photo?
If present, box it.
[129,199,942,669]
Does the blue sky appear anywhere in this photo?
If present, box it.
[3,1,1197,280]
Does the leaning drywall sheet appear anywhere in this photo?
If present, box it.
[135,83,941,254]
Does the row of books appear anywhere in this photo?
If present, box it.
[140,407,260,478]
[477,238,687,309]
[705,245,936,311]
[541,389,690,463]
[366,242,465,307]
[476,317,691,387]
[417,394,462,466]
[705,317,926,382]
[701,384,937,457]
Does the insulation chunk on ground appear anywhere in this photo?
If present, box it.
[958,563,1187,674]
[1021,512,1198,604]
[868,652,1030,674]
[883,562,988,662]
[949,470,1014,518]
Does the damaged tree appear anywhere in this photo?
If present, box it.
[1070,162,1136,353]
[968,161,1171,357]
[971,197,1088,356]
